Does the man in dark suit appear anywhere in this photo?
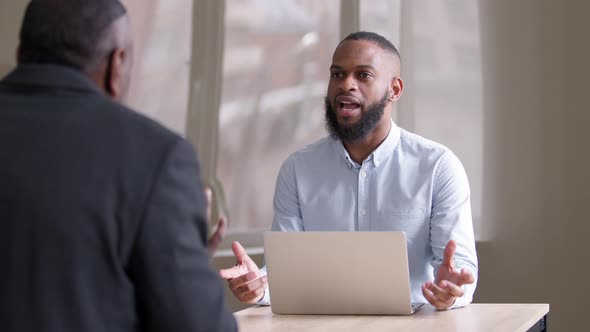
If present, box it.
[0,1,236,331]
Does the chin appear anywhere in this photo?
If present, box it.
[338,117,359,127]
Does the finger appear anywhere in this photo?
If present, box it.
[422,284,444,309]
[228,271,262,290]
[219,265,246,280]
[425,282,454,303]
[425,282,455,308]
[459,268,476,285]
[438,280,464,298]
[442,240,457,269]
[232,241,259,272]
[230,241,261,273]
[421,284,436,303]
[204,187,213,222]
[238,283,267,304]
[234,275,268,299]
[422,283,453,310]
[207,216,227,258]
[232,241,249,262]
[216,215,227,236]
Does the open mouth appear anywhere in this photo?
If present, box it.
[336,96,361,117]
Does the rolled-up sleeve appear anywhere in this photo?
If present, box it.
[430,151,478,309]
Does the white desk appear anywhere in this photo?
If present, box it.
[235,303,549,331]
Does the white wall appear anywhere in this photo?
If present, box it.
[475,1,590,330]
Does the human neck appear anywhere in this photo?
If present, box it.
[342,120,391,164]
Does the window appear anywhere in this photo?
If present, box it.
[182,1,483,241]
[359,0,401,46]
[122,0,193,134]
[218,0,340,233]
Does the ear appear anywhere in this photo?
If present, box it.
[105,47,127,99]
[388,77,404,102]
[16,45,21,63]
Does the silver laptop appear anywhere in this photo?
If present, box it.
[264,231,424,315]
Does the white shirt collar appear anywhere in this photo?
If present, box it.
[336,119,401,168]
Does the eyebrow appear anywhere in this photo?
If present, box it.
[330,64,377,71]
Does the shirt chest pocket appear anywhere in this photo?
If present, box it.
[374,208,427,234]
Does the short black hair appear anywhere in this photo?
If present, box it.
[339,31,401,63]
[18,0,127,72]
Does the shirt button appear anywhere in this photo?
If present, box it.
[361,209,367,216]
[361,171,367,178]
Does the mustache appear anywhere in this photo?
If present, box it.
[324,91,389,143]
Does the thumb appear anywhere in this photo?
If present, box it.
[443,240,457,268]
[459,268,476,285]
[232,241,259,272]
[219,266,241,280]
[232,241,250,262]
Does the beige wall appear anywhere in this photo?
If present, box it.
[0,1,26,75]
[474,0,590,330]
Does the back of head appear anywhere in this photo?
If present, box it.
[19,0,127,73]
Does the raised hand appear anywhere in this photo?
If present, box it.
[219,241,267,304]
[422,240,475,310]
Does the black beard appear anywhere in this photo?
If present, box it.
[324,91,388,143]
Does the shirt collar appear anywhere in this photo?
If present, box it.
[334,119,402,169]
[372,120,401,167]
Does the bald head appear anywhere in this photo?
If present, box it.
[18,0,133,101]
[18,0,129,73]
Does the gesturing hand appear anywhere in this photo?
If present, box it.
[422,240,475,310]
[219,241,267,304]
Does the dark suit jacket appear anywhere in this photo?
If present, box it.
[0,64,236,332]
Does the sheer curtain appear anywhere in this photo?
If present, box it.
[218,0,340,232]
[119,0,484,239]
[122,0,193,134]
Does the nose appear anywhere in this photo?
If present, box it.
[338,74,358,93]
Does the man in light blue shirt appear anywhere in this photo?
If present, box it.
[220,31,477,310]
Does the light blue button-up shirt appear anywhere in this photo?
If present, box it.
[262,121,478,307]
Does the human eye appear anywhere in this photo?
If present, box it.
[330,71,343,79]
[358,72,373,79]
